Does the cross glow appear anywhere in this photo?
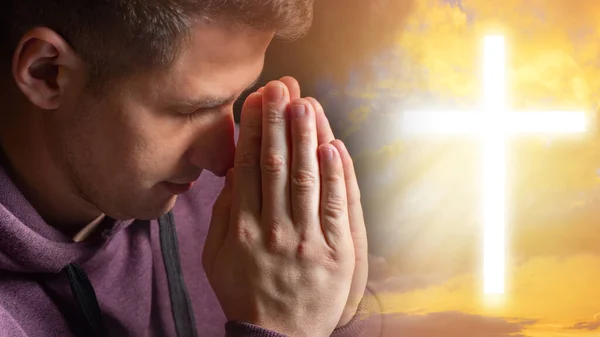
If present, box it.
[482,36,507,295]
[402,35,587,295]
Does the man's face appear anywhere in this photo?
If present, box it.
[50,24,273,220]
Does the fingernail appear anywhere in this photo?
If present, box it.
[292,103,306,118]
[321,146,334,161]
[266,83,284,102]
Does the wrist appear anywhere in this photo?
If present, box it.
[225,321,289,337]
[336,299,363,328]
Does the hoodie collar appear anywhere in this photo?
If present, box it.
[0,163,133,274]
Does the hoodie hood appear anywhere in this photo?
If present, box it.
[0,163,131,274]
[0,125,242,274]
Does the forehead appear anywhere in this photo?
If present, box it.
[157,23,274,100]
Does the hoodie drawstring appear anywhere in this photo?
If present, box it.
[62,211,198,337]
[158,211,199,337]
[64,263,108,337]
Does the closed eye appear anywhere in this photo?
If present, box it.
[171,75,262,115]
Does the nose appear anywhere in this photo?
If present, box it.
[188,113,236,177]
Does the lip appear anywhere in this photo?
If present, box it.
[163,181,194,195]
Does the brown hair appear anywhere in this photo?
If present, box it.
[1,0,314,89]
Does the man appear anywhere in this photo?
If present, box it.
[0,1,381,337]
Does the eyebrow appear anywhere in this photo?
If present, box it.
[177,76,261,110]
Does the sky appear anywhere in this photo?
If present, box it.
[333,1,600,336]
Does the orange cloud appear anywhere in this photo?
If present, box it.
[393,0,600,111]
[379,311,533,337]
[354,1,600,336]
[371,255,600,336]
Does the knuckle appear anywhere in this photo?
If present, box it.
[265,105,285,125]
[295,231,310,259]
[233,221,257,245]
[324,171,343,184]
[265,221,287,253]
[291,168,318,191]
[323,193,346,220]
[296,242,308,260]
[235,150,259,170]
[262,152,286,174]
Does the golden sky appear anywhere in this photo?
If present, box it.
[395,0,600,111]
[360,1,600,336]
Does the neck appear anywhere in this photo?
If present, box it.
[1,104,103,237]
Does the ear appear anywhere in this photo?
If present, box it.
[12,27,85,110]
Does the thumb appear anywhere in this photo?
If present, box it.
[202,168,234,277]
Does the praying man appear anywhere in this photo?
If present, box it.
[0,1,383,336]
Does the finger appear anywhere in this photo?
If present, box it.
[261,81,292,223]
[233,92,263,220]
[202,169,234,277]
[280,76,301,102]
[290,99,320,234]
[258,86,265,93]
[305,97,334,145]
[330,140,364,236]
[318,143,349,249]
[331,140,368,310]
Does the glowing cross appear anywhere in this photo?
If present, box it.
[402,36,586,294]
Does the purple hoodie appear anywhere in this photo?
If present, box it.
[0,158,382,336]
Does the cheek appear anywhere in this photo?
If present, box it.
[113,134,177,183]
[119,123,193,182]
[69,99,198,186]
[56,107,154,185]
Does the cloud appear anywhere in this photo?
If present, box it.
[356,0,600,264]
[396,0,600,111]
[309,2,600,335]
[380,311,534,337]
[369,259,461,294]
[373,255,600,336]
[568,317,600,331]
